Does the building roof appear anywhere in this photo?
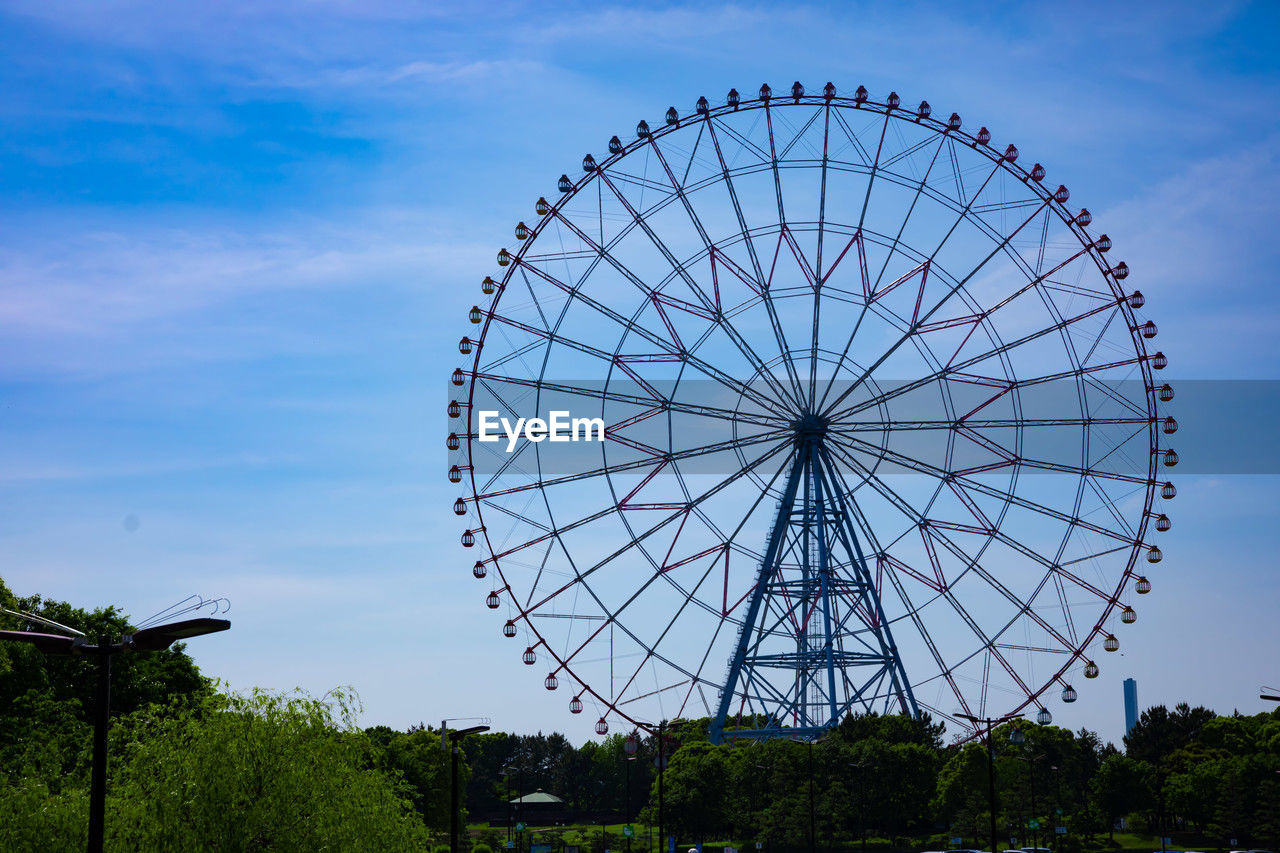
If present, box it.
[509,788,564,805]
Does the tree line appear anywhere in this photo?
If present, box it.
[2,581,1278,850]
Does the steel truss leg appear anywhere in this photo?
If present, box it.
[710,434,918,743]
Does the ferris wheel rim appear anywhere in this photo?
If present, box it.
[454,87,1168,737]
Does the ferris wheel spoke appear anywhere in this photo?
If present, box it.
[1078,298,1124,366]
[477,333,550,376]
[826,415,1148,433]
[515,241,796,419]
[641,134,809,412]
[822,194,1052,419]
[763,100,789,226]
[918,150,1009,271]
[1083,473,1140,541]
[471,371,784,431]
[833,430,1145,550]
[933,585,1042,707]
[512,436,795,611]
[580,164,795,411]
[484,498,551,534]
[821,232,1064,416]
[1083,372,1151,419]
[554,544,715,687]
[874,547,978,720]
[828,107,873,167]
[827,443,1123,655]
[515,444,796,707]
[473,427,789,505]
[703,115,808,409]
[809,103,894,415]
[483,298,638,374]
[598,544,736,710]
[807,103,835,407]
[822,443,990,592]
[1085,421,1151,473]
[824,451,1133,621]
[868,135,948,295]
[828,310,1138,426]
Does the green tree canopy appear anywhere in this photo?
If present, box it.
[1090,753,1154,840]
[107,688,431,850]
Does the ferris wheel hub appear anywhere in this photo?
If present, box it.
[793,412,830,437]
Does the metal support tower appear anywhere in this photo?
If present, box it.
[710,414,918,743]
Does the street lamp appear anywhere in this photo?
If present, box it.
[501,764,516,843]
[632,720,671,853]
[1047,765,1061,853]
[624,731,639,853]
[808,740,816,853]
[0,614,230,853]
[1013,746,1045,852]
[748,761,768,852]
[959,712,1023,853]
[848,761,867,853]
[447,724,491,853]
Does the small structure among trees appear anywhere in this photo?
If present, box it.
[511,789,571,825]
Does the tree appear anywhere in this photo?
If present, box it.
[934,743,989,844]
[835,710,945,750]
[1125,703,1215,764]
[0,587,211,728]
[0,581,214,795]
[1164,761,1218,832]
[366,724,455,831]
[1090,754,1154,840]
[106,688,431,850]
[661,741,730,842]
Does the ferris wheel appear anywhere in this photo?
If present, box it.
[448,82,1175,741]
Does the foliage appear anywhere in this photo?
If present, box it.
[1124,702,1216,765]
[662,741,730,840]
[1090,754,1154,840]
[0,777,88,852]
[0,587,211,726]
[367,723,457,829]
[106,687,431,850]
[8,583,1280,851]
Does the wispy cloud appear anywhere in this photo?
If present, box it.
[0,208,489,376]
[1097,136,1280,375]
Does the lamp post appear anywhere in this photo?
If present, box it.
[808,740,816,853]
[625,731,639,853]
[659,722,667,853]
[633,720,669,853]
[848,761,866,853]
[959,712,1023,853]
[1047,765,1060,853]
[749,762,768,852]
[448,724,491,853]
[1014,748,1044,852]
[502,764,515,844]
[0,615,230,853]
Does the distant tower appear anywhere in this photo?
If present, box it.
[1123,678,1138,736]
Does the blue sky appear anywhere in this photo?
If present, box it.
[2,0,1279,745]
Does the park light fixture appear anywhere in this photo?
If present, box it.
[0,606,229,853]
[959,712,1024,853]
[445,721,491,853]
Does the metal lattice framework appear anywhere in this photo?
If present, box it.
[448,82,1175,741]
